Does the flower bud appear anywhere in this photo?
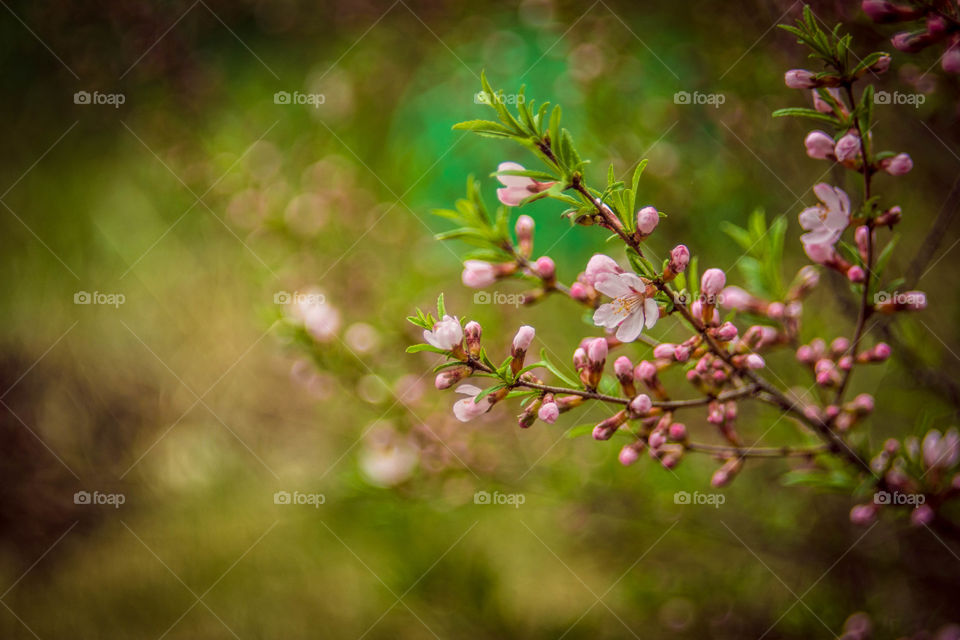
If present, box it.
[462,260,497,288]
[535,256,556,281]
[569,281,590,301]
[744,354,765,370]
[464,321,482,356]
[512,325,535,353]
[614,356,633,380]
[653,343,675,360]
[700,268,726,297]
[435,366,470,389]
[635,360,657,384]
[719,286,755,311]
[849,503,877,526]
[668,422,687,441]
[538,401,559,424]
[796,345,815,363]
[870,53,892,73]
[674,345,690,362]
[515,214,535,256]
[629,393,652,415]
[943,39,960,73]
[619,443,642,466]
[587,337,608,367]
[847,265,866,283]
[892,30,935,53]
[805,130,835,159]
[715,322,738,342]
[592,410,627,440]
[910,504,935,526]
[667,245,689,275]
[648,430,666,449]
[852,393,875,413]
[636,206,659,235]
[573,347,588,371]
[835,132,861,162]
[861,0,922,23]
[881,153,912,176]
[784,69,817,89]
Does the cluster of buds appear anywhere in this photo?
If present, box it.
[804,129,912,177]
[852,428,960,527]
[862,0,960,73]
[796,338,888,387]
[460,214,558,296]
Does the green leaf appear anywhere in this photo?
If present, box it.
[406,344,449,354]
[539,348,581,388]
[452,119,516,138]
[436,293,446,319]
[772,108,839,126]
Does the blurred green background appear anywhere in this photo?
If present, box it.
[1,0,959,637]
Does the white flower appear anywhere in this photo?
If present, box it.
[452,384,488,422]
[423,315,463,351]
[799,183,850,248]
[592,272,659,342]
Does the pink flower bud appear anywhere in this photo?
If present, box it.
[674,346,690,362]
[690,300,720,326]
[838,355,853,370]
[629,394,652,415]
[653,343,675,360]
[849,504,877,526]
[873,342,892,361]
[668,245,689,273]
[744,354,765,369]
[835,132,861,162]
[515,214,535,237]
[852,393,875,413]
[871,54,892,73]
[648,431,666,449]
[847,265,866,283]
[538,402,559,424]
[423,315,463,351]
[766,302,785,319]
[570,281,590,301]
[910,504,934,527]
[805,130,835,159]
[435,367,469,389]
[512,325,536,352]
[881,153,913,176]
[462,260,497,288]
[635,360,657,383]
[716,322,738,341]
[669,423,687,440]
[796,345,815,363]
[573,348,588,371]
[943,39,960,73]
[720,286,754,310]
[587,337,608,366]
[535,256,556,280]
[784,69,817,89]
[831,337,851,355]
[892,30,934,53]
[855,225,870,258]
[614,356,633,379]
[861,0,921,23]
[701,268,726,297]
[619,444,640,466]
[636,206,659,235]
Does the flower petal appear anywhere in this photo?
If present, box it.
[496,162,529,188]
[615,310,646,342]
[594,273,632,299]
[593,302,628,328]
[643,297,660,329]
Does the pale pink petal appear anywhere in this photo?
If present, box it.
[643,297,659,329]
[594,273,632,299]
[616,310,646,342]
[593,302,629,328]
[496,162,528,188]
[619,272,647,293]
[798,206,824,231]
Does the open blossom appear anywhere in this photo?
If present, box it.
[799,183,850,250]
[592,272,659,342]
[495,161,554,206]
[583,253,622,287]
[923,428,960,470]
[452,384,488,422]
[423,315,463,350]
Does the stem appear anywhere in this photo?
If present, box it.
[685,441,827,458]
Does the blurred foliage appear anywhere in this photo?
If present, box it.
[0,0,959,638]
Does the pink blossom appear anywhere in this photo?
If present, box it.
[495,162,554,206]
[799,183,851,249]
[462,260,497,288]
[452,384,488,422]
[805,130,835,159]
[834,132,861,162]
[592,272,659,342]
[423,315,463,351]
[784,69,817,89]
[538,401,559,424]
[512,325,536,352]
[719,286,754,311]
[881,153,913,176]
[583,253,622,287]
[701,268,726,297]
[636,206,660,234]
